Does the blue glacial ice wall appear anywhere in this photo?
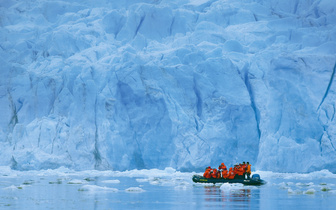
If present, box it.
[0,0,336,172]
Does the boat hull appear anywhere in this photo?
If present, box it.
[192,175,266,185]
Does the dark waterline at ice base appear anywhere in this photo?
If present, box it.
[0,167,335,209]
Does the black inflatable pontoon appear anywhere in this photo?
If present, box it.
[192,174,266,185]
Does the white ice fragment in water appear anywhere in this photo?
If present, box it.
[102,179,120,184]
[78,185,118,192]
[296,182,314,187]
[296,182,303,187]
[304,189,316,194]
[287,188,303,195]
[136,178,149,183]
[4,185,23,190]
[68,179,86,184]
[125,187,145,193]
[149,177,161,185]
[295,190,303,194]
[321,186,331,192]
[279,182,290,189]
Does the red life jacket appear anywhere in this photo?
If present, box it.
[222,170,229,179]
[219,163,227,171]
[228,169,235,179]
[237,167,244,176]
[212,169,218,178]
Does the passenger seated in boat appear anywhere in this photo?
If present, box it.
[203,166,212,178]
[217,163,228,178]
[218,162,227,171]
[221,168,229,179]
[211,168,218,178]
[227,167,235,179]
[234,164,245,179]
[203,162,252,179]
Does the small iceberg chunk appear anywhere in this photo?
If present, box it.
[304,189,316,194]
[125,187,145,193]
[102,179,120,184]
[68,179,86,184]
[78,185,118,192]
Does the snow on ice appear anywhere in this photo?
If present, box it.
[0,0,336,172]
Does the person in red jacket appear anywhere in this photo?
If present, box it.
[236,165,245,179]
[203,166,212,178]
[212,168,218,178]
[218,163,227,178]
[218,163,227,171]
[233,164,238,177]
[227,167,235,179]
[233,164,244,179]
[222,169,229,179]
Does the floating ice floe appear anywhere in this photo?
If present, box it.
[287,188,304,195]
[296,182,315,187]
[304,189,316,195]
[102,179,120,184]
[287,188,294,194]
[135,178,148,183]
[125,187,145,193]
[78,185,118,193]
[282,181,336,195]
[320,186,331,192]
[4,185,24,190]
[67,179,87,184]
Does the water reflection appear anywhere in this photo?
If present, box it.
[199,185,259,209]
[203,186,225,202]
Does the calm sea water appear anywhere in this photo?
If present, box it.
[0,172,335,209]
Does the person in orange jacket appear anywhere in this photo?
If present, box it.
[233,164,238,177]
[227,167,235,179]
[212,168,218,178]
[236,165,245,179]
[222,169,229,179]
[233,164,243,179]
[218,163,227,178]
[203,166,212,178]
[246,162,252,179]
[219,162,227,171]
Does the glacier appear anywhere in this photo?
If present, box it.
[0,0,336,172]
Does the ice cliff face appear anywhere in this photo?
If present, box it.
[1,0,336,172]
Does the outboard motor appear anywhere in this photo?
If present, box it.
[252,174,260,180]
